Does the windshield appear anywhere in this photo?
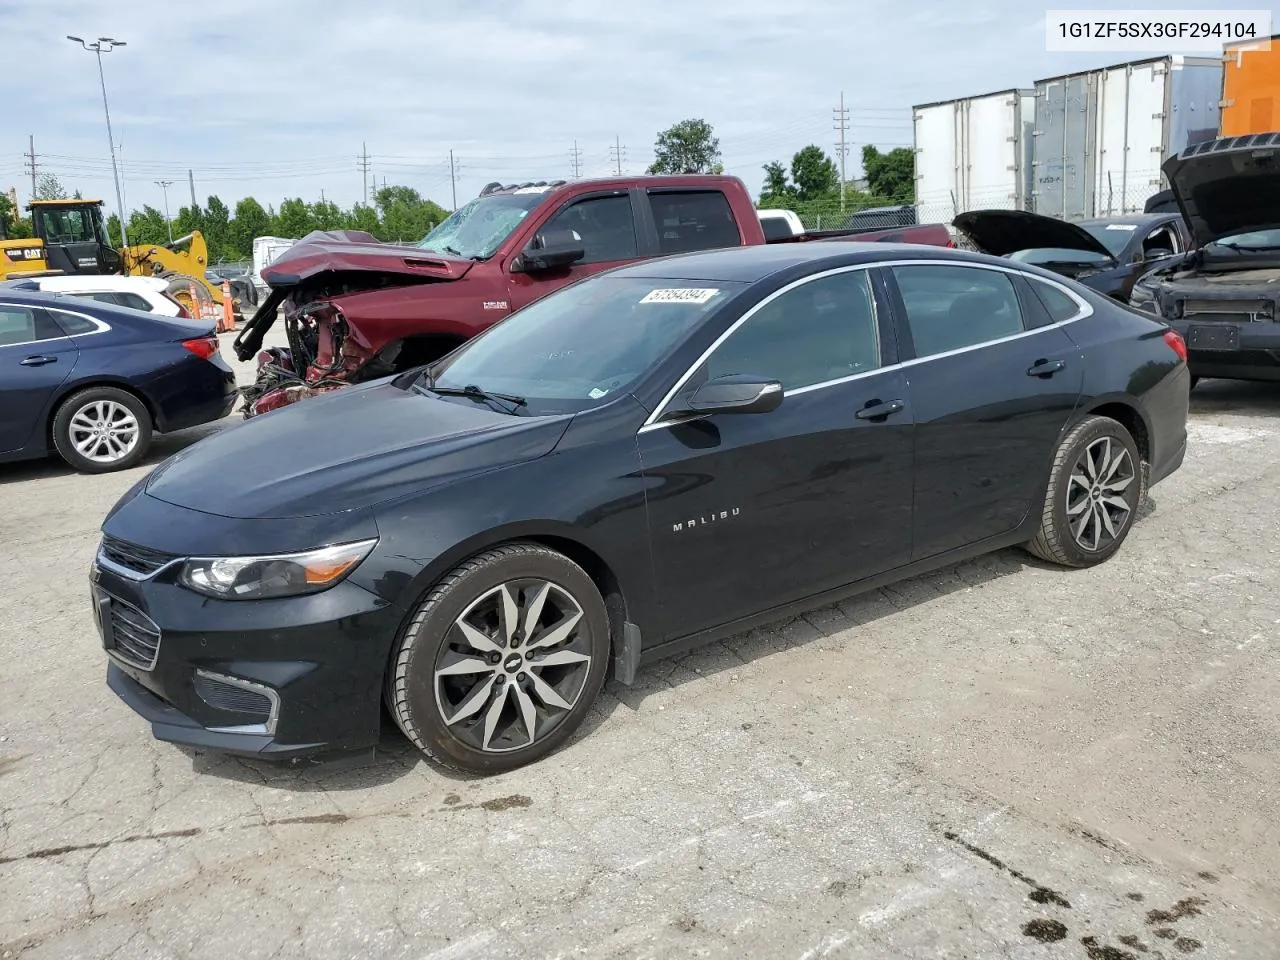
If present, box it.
[1208,228,1280,250]
[1009,247,1112,265]
[36,206,106,245]
[426,276,743,416]
[1080,222,1137,256]
[418,191,547,259]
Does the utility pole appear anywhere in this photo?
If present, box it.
[67,35,129,248]
[833,91,850,214]
[188,169,197,209]
[358,142,371,204]
[448,150,458,210]
[24,135,37,202]
[570,140,583,178]
[154,179,174,241]
[610,136,626,176]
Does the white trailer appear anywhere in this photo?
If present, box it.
[251,236,297,295]
[1032,55,1222,220]
[912,89,1036,221]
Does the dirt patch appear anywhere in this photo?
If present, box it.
[480,794,533,812]
[1174,937,1203,953]
[942,830,1072,909]
[1146,896,1207,925]
[1022,919,1067,943]
[0,826,201,865]
[274,813,350,826]
[1081,935,1139,960]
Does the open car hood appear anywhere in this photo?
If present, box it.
[1162,134,1280,247]
[952,209,1115,261]
[260,229,475,289]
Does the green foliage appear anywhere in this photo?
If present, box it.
[373,185,451,242]
[861,145,914,202]
[790,145,839,202]
[126,205,171,246]
[36,173,68,200]
[648,119,722,174]
[231,197,271,255]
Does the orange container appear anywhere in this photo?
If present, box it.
[1221,35,1280,136]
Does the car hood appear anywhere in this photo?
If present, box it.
[1162,137,1280,247]
[260,229,475,289]
[952,209,1115,261]
[143,378,572,520]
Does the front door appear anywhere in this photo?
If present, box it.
[505,192,643,312]
[0,302,80,454]
[884,263,1084,561]
[638,266,915,642]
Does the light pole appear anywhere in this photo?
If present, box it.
[154,179,174,241]
[67,35,129,249]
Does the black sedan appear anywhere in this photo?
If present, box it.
[92,243,1190,774]
[0,285,237,473]
[954,209,1191,302]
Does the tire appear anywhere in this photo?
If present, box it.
[386,543,611,774]
[52,386,153,474]
[1025,415,1143,568]
[1189,375,1201,391]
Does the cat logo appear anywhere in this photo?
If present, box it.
[672,508,740,533]
[482,300,510,311]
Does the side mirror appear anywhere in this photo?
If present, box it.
[663,374,783,421]
[1144,247,1174,261]
[511,227,585,273]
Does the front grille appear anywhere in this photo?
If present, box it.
[106,599,161,670]
[100,535,178,577]
[1179,299,1274,323]
[194,671,276,729]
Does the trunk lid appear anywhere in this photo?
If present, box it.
[1161,133,1280,247]
[952,209,1116,261]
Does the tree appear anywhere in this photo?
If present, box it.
[373,186,450,242]
[273,198,312,238]
[861,145,915,202]
[173,204,204,240]
[345,202,380,236]
[648,119,721,174]
[790,145,839,202]
[126,205,170,246]
[309,199,345,231]
[760,161,791,202]
[36,173,68,200]
[230,197,271,255]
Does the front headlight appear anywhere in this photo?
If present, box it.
[1128,283,1159,314]
[178,538,377,600]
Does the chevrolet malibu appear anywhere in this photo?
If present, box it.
[92,243,1190,774]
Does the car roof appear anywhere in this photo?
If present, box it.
[30,275,168,293]
[607,242,1001,283]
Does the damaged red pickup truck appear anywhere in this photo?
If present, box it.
[232,174,949,416]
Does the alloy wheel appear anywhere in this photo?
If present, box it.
[433,579,593,753]
[1066,436,1134,552]
[68,400,141,464]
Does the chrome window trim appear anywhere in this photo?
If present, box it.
[196,669,281,737]
[0,300,111,349]
[637,259,1094,435]
[94,547,185,582]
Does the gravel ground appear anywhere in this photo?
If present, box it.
[1,329,1278,959]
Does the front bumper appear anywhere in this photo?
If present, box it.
[91,542,402,760]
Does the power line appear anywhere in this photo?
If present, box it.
[23,135,37,202]
[570,140,583,178]
[358,142,371,204]
[609,136,626,176]
[833,91,850,213]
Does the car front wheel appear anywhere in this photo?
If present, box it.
[1025,415,1143,568]
[52,386,153,474]
[387,543,611,774]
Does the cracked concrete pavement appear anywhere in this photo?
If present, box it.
[2,328,1279,958]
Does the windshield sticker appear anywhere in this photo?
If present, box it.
[587,387,609,399]
[1105,224,1138,231]
[640,287,720,304]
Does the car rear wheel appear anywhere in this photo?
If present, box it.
[1025,415,1143,568]
[387,543,611,774]
[52,386,153,474]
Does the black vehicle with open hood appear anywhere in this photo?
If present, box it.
[953,209,1188,303]
[1128,131,1280,385]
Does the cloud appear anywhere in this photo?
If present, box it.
[1,0,1242,219]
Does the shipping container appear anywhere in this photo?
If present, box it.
[1032,55,1221,220]
[912,89,1035,221]
[1220,34,1280,137]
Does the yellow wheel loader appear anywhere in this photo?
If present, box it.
[0,199,242,321]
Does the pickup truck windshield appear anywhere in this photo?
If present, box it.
[418,192,546,259]
[426,276,742,416]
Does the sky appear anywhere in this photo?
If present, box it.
[3,0,1273,219]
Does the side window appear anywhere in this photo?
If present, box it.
[704,270,880,390]
[1028,280,1082,324]
[81,292,120,306]
[1142,225,1178,257]
[648,191,741,255]
[117,292,153,311]
[0,306,66,346]
[49,309,101,336]
[892,265,1024,359]
[542,195,638,265]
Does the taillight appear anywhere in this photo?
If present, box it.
[182,335,220,360]
[1163,329,1187,363]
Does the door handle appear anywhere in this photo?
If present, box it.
[855,398,905,420]
[20,355,58,367]
[1027,358,1066,378]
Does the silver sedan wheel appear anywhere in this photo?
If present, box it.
[1067,436,1134,552]
[434,579,593,753]
[68,400,141,464]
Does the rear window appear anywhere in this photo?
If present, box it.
[49,309,100,335]
[759,217,794,241]
[1029,280,1082,323]
[648,191,741,254]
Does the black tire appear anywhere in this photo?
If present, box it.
[1189,375,1201,391]
[1025,415,1143,568]
[52,386,153,474]
[386,543,611,774]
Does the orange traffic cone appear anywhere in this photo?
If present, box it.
[218,280,235,332]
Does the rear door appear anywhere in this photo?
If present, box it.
[505,190,645,312]
[0,302,82,454]
[882,261,1085,561]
